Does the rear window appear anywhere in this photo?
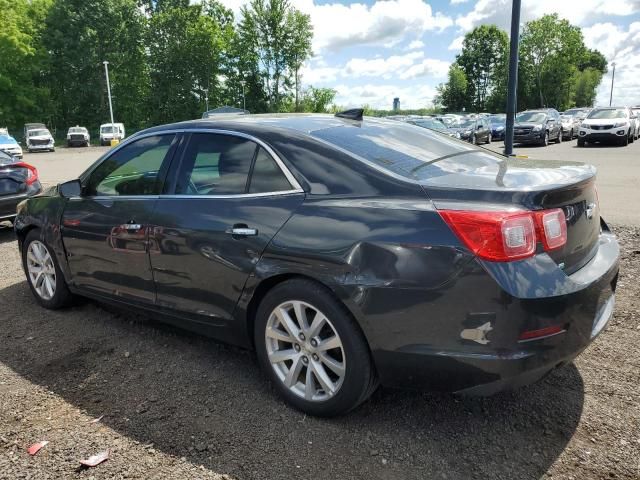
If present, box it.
[311,120,475,181]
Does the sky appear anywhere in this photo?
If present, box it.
[219,0,640,110]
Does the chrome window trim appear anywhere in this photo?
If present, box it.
[81,128,304,195]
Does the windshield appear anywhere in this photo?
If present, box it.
[587,109,626,119]
[101,126,120,133]
[516,112,547,123]
[458,119,476,128]
[29,129,49,136]
[489,115,505,124]
[0,135,17,144]
[69,127,86,133]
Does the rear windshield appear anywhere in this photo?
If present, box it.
[588,109,626,119]
[311,120,477,181]
[69,127,86,133]
[29,129,49,136]
[101,126,121,133]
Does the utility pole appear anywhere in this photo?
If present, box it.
[609,62,616,106]
[504,0,522,157]
[240,80,246,111]
[103,61,115,142]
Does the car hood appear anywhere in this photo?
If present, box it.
[514,122,543,129]
[582,118,626,125]
[0,142,21,149]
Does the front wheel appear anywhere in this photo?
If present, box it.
[621,134,629,146]
[556,130,563,143]
[255,279,377,417]
[486,133,492,144]
[22,229,73,309]
[577,138,585,147]
[541,131,549,146]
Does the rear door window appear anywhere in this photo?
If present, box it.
[248,148,292,194]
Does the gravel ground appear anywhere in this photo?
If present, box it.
[0,223,638,479]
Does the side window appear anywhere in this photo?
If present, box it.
[85,135,174,196]
[176,133,257,195]
[249,148,292,193]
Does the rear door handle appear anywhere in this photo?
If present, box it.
[122,223,142,231]
[226,226,258,237]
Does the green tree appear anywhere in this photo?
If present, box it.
[43,0,149,133]
[297,86,336,112]
[0,0,52,134]
[456,25,508,112]
[146,0,234,124]
[435,64,468,112]
[238,0,313,112]
[573,68,603,107]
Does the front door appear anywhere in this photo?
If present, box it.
[61,134,178,304]
[148,132,304,324]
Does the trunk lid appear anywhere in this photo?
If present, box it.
[420,151,600,273]
[0,161,29,196]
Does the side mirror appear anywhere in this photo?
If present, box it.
[59,179,82,198]
[477,124,483,129]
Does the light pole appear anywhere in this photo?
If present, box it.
[504,0,522,157]
[240,80,246,111]
[103,61,115,142]
[609,62,616,107]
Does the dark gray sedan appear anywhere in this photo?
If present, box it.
[14,113,619,416]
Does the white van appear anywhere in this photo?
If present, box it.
[99,123,125,146]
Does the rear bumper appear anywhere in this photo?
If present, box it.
[0,184,42,220]
[367,232,619,394]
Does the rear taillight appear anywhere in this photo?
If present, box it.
[534,208,567,251]
[439,208,567,262]
[15,162,38,186]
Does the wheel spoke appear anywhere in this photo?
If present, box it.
[304,365,315,400]
[307,312,326,338]
[319,353,345,377]
[311,361,335,395]
[318,335,341,352]
[27,251,39,265]
[275,307,300,338]
[44,275,54,298]
[293,302,308,331]
[266,326,292,343]
[283,356,304,388]
[268,348,298,364]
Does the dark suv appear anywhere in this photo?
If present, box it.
[513,109,562,146]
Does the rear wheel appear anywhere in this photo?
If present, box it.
[22,229,73,309]
[254,279,377,417]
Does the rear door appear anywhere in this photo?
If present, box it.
[61,134,178,304]
[148,132,305,325]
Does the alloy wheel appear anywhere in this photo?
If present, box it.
[26,241,56,300]
[265,300,346,402]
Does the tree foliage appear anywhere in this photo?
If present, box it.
[437,14,607,113]
[0,0,313,135]
[435,65,468,112]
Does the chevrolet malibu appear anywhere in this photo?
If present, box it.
[14,112,619,416]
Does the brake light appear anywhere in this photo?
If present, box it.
[439,208,568,262]
[439,210,536,261]
[518,325,565,342]
[14,162,38,186]
[534,209,567,250]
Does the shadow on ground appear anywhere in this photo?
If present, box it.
[0,224,17,245]
[0,281,584,480]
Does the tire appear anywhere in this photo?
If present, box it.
[556,130,563,143]
[621,135,629,147]
[486,133,492,144]
[254,279,377,417]
[471,134,476,145]
[541,131,549,146]
[577,138,585,147]
[570,129,574,140]
[22,229,73,309]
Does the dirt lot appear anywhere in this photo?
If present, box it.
[1,141,639,479]
[0,222,639,479]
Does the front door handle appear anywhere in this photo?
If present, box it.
[122,223,142,231]
[226,225,258,237]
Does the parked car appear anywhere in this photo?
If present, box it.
[0,150,41,223]
[449,116,492,144]
[25,127,55,153]
[406,118,459,138]
[14,113,619,416]
[0,132,24,158]
[630,108,640,141]
[99,123,125,146]
[578,107,636,147]
[67,126,90,147]
[513,109,562,146]
[23,123,46,145]
[488,114,506,141]
[564,108,592,121]
[560,114,580,140]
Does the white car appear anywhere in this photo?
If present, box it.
[67,126,90,147]
[99,123,125,146]
[578,107,636,147]
[26,128,55,152]
[560,114,580,140]
[0,132,23,158]
[631,107,640,140]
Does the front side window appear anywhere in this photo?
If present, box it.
[85,135,174,196]
[176,133,257,195]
